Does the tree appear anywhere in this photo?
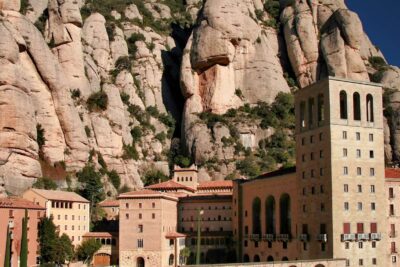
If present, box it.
[180,247,191,265]
[76,239,101,264]
[20,209,28,267]
[143,169,169,186]
[76,164,105,204]
[38,217,74,265]
[4,225,11,267]
[32,177,57,190]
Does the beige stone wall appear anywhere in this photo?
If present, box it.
[22,190,90,246]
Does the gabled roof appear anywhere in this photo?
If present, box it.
[198,180,233,189]
[29,189,90,203]
[386,168,400,179]
[0,197,45,210]
[99,199,119,207]
[118,189,178,201]
[145,180,195,192]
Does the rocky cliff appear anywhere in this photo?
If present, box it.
[0,0,399,196]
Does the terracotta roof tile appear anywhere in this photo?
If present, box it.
[99,199,119,207]
[118,189,178,201]
[83,232,114,238]
[386,168,400,179]
[165,231,187,238]
[197,180,233,189]
[146,180,195,192]
[0,197,45,210]
[29,189,90,203]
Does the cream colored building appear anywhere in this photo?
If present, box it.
[23,188,90,246]
[385,168,400,266]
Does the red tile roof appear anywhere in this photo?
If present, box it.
[83,232,114,238]
[29,189,90,203]
[165,232,187,239]
[198,180,233,189]
[99,199,119,207]
[0,197,45,210]
[386,168,400,179]
[118,189,178,201]
[146,180,195,192]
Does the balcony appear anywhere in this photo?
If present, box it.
[299,234,309,242]
[317,234,328,243]
[341,233,356,242]
[262,234,274,242]
[357,233,370,241]
[249,234,260,241]
[370,233,381,241]
[276,234,290,242]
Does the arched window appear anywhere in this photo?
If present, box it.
[252,198,261,235]
[353,92,361,120]
[340,91,347,119]
[366,94,374,122]
[300,101,306,128]
[169,254,174,265]
[137,257,145,267]
[265,196,276,234]
[267,255,274,262]
[254,255,260,262]
[317,94,325,122]
[279,194,291,235]
[243,254,250,262]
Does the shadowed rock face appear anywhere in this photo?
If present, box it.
[0,0,399,194]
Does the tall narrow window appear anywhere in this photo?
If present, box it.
[300,101,306,128]
[340,91,348,119]
[353,92,361,120]
[308,98,315,128]
[252,198,261,236]
[317,94,325,123]
[366,94,374,122]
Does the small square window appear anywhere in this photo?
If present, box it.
[357,167,362,176]
[370,185,375,193]
[358,242,363,249]
[369,134,374,142]
[372,241,376,248]
[356,132,361,140]
[343,167,348,175]
[371,202,376,211]
[344,184,349,192]
[370,150,374,158]
[357,185,362,193]
[372,258,377,265]
[343,148,348,157]
[370,168,375,176]
[356,149,361,158]
[345,242,350,249]
[344,202,349,210]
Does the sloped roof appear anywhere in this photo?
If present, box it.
[99,199,119,207]
[198,180,233,189]
[83,232,114,238]
[0,197,45,210]
[146,180,195,192]
[118,189,178,201]
[165,231,187,239]
[386,168,400,179]
[30,189,89,203]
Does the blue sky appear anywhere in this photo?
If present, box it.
[345,0,400,66]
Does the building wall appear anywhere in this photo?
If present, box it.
[386,179,400,266]
[233,172,299,263]
[119,196,178,267]
[100,205,119,220]
[295,78,387,267]
[0,207,44,267]
[23,190,90,246]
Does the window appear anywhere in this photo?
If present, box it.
[125,213,129,219]
[356,149,361,158]
[343,223,351,234]
[369,134,374,142]
[308,98,315,127]
[318,94,325,122]
[343,167,348,175]
[356,132,361,140]
[353,93,361,120]
[311,187,315,195]
[357,202,363,211]
[370,150,374,158]
[310,152,314,160]
[152,202,155,208]
[302,154,305,162]
[372,241,376,248]
[302,138,305,145]
[138,224,143,233]
[357,223,364,233]
[370,168,375,176]
[319,132,323,141]
[359,258,363,266]
[320,185,324,193]
[370,185,375,193]
[311,169,315,178]
[340,91,348,119]
[321,203,325,211]
[319,150,323,159]
[302,172,306,179]
[357,167,362,176]
[344,184,349,192]
[371,202,376,211]
[343,148,348,157]
[366,94,374,122]
[357,185,362,193]
[300,101,306,128]
[65,215,68,220]
[137,239,143,248]
[370,222,377,233]
[344,202,349,211]
[139,213,142,219]
[65,225,67,230]
[303,205,306,213]
[389,187,394,198]
[372,258,377,265]
[302,188,306,196]
[139,203,142,208]
[390,204,395,216]
[152,213,155,219]
[358,242,363,249]
[125,203,129,208]
[345,242,350,249]
[310,135,314,143]
[392,256,397,263]
[320,168,324,176]
[343,131,347,139]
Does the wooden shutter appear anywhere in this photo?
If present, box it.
[343,223,350,234]
[370,223,377,233]
[357,223,364,233]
